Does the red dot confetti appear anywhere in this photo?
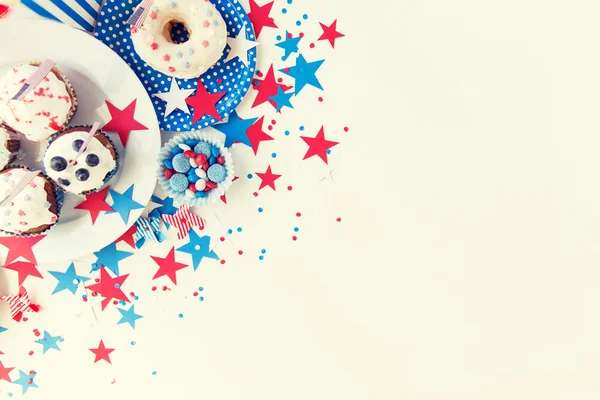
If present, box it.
[83,297,88,302]
[253,192,259,197]
[296,212,301,217]
[268,125,273,130]
[238,250,243,255]
[29,370,35,375]
[277,77,283,83]
[220,260,226,264]
[217,78,223,84]
[162,286,168,291]
[28,351,33,356]
[152,286,157,291]
[318,97,323,102]
[344,127,349,132]
[220,236,225,242]
[299,32,305,38]
[271,119,277,125]
[257,71,263,77]
[287,186,293,191]
[95,278,100,283]
[193,292,199,296]
[23,317,28,322]
[336,217,342,222]
[28,379,33,384]
[287,32,293,38]
[113,300,118,305]
[310,43,315,48]
[283,67,290,73]
[129,292,135,297]
[292,236,298,241]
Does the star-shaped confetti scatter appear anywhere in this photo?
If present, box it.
[161,205,205,240]
[85,267,130,310]
[4,261,42,286]
[102,100,148,147]
[90,340,114,364]
[0,360,14,382]
[0,326,6,334]
[117,304,143,329]
[91,242,133,276]
[318,20,345,48]
[0,286,40,322]
[276,31,301,61]
[115,225,137,249]
[153,79,194,117]
[12,370,37,394]
[280,55,325,95]
[150,195,178,216]
[252,65,292,109]
[35,330,63,354]
[177,229,219,271]
[133,216,166,248]
[74,186,114,224]
[150,247,189,285]
[185,80,227,125]
[301,126,339,164]
[248,0,277,38]
[49,263,90,295]
[256,165,282,190]
[246,116,274,155]
[0,236,45,265]
[213,110,257,148]
[224,24,259,66]
[269,86,294,113]
[107,184,144,224]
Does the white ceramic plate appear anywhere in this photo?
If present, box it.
[0,19,160,264]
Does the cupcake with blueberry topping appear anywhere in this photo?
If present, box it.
[0,124,20,170]
[43,126,118,195]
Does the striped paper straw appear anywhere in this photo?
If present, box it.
[11,59,56,101]
[127,0,153,29]
[0,170,42,207]
[69,122,100,166]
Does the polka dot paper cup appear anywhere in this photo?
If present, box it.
[157,131,234,206]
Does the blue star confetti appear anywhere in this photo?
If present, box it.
[108,184,145,224]
[275,31,301,61]
[49,263,90,295]
[91,242,134,275]
[212,110,258,148]
[12,370,38,394]
[134,217,166,248]
[117,304,143,329]
[269,86,295,112]
[280,54,325,95]
[35,331,63,354]
[176,229,219,271]
[150,194,178,216]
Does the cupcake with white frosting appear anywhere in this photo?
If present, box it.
[43,126,119,195]
[0,125,20,170]
[0,62,77,142]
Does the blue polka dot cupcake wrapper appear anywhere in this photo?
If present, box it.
[157,131,235,206]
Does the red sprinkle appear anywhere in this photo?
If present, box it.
[163,54,171,61]
[168,66,176,73]
[195,154,207,164]
[151,43,158,50]
[184,150,195,158]
[216,156,224,165]
[310,43,315,48]
[162,286,168,291]
[164,168,174,179]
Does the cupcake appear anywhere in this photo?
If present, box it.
[0,166,61,235]
[157,131,234,206]
[0,62,77,142]
[0,124,20,169]
[43,126,119,195]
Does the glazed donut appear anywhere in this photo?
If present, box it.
[130,0,227,79]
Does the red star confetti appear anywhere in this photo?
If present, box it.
[247,116,274,155]
[185,80,227,124]
[74,186,114,224]
[90,340,114,364]
[150,247,188,285]
[0,236,45,265]
[4,261,43,286]
[252,65,292,109]
[0,360,13,383]
[115,225,137,249]
[0,4,9,19]
[300,126,339,165]
[102,99,148,147]
[256,165,282,190]
[318,20,345,48]
[85,267,130,310]
[0,286,41,322]
[248,0,278,38]
[161,205,205,240]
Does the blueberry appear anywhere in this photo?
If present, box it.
[50,156,67,172]
[86,154,100,167]
[75,168,90,181]
[58,178,70,187]
[72,139,84,152]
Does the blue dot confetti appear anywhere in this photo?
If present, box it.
[227,229,233,234]
[119,300,126,306]
[287,0,292,3]
[302,13,308,19]
[294,227,299,232]
[247,173,253,179]
[276,35,282,40]
[199,296,204,301]
[114,283,120,289]
[299,126,305,131]
[284,130,290,136]
[198,287,204,291]
[271,153,277,158]
[82,294,87,299]
[296,20,301,26]
[134,295,139,301]
[327,149,332,154]
[131,341,136,346]
[178,313,184,318]
[8,393,13,398]
[237,227,243,232]
[261,249,266,254]
[259,256,264,260]
[282,8,287,13]
[258,207,263,213]
[152,371,157,376]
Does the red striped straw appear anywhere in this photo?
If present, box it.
[127,0,153,29]
[69,122,100,166]
[11,60,56,101]
[0,170,41,207]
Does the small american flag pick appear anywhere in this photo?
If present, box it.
[127,0,153,30]
[0,286,41,322]
[161,205,205,240]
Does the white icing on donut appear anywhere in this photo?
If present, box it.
[0,168,58,234]
[0,126,16,169]
[130,0,227,79]
[0,65,73,142]
[43,129,117,195]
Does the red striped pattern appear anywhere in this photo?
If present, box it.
[0,286,35,321]
[162,205,205,239]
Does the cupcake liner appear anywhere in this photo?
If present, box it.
[45,125,120,195]
[0,165,63,237]
[0,124,20,169]
[157,131,235,206]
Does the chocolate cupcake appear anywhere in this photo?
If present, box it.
[0,166,61,235]
[0,124,20,170]
[43,126,119,195]
[0,62,77,142]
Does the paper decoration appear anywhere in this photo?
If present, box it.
[153,79,194,118]
[150,194,178,216]
[318,20,345,48]
[275,31,300,61]
[102,100,148,147]
[92,242,133,276]
[185,81,227,125]
[35,330,62,354]
[248,0,277,38]
[0,4,9,19]
[0,170,41,207]
[21,0,98,31]
[108,184,145,224]
[116,304,143,329]
[4,261,43,286]
[224,24,259,67]
[212,110,257,148]
[48,263,90,295]
[127,0,152,29]
[245,116,273,155]
[0,359,13,382]
[150,247,188,285]
[279,54,325,95]
[11,370,37,394]
[85,267,130,310]
[12,60,55,100]
[89,340,114,364]
[74,186,115,224]
[133,216,166,248]
[0,235,46,265]
[161,205,205,240]
[300,126,339,164]
[176,229,218,271]
[0,286,41,322]
[268,86,294,113]
[251,65,292,109]
[115,224,137,249]
[256,165,282,191]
